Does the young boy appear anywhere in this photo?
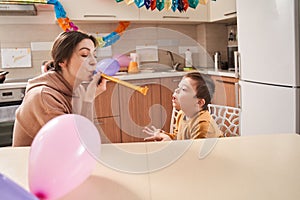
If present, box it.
[144,72,223,141]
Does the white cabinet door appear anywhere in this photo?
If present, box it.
[239,80,299,136]
[139,5,208,22]
[59,0,139,21]
[209,0,236,22]
[237,0,298,86]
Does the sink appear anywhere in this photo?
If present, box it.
[160,70,180,73]
[139,63,173,72]
[139,69,155,73]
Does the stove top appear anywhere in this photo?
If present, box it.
[0,80,26,103]
[0,82,27,90]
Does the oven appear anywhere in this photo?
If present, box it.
[0,87,25,147]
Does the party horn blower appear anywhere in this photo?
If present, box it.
[101,73,149,95]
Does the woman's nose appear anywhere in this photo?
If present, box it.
[89,54,97,65]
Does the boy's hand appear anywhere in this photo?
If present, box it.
[143,126,171,142]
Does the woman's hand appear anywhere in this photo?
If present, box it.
[84,72,107,102]
[143,126,171,142]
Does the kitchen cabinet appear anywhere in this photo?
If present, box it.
[210,75,239,107]
[139,5,208,22]
[209,0,236,22]
[59,0,139,21]
[94,81,121,143]
[94,117,122,143]
[94,81,119,118]
[119,78,161,143]
[160,76,182,132]
[59,0,208,22]
[92,73,237,143]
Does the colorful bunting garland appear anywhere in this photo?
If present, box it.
[0,0,130,48]
[46,0,130,48]
[117,0,208,12]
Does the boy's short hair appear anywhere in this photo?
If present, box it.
[184,72,215,110]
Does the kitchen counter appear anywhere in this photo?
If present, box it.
[115,68,237,80]
[1,133,300,200]
[0,68,236,89]
[0,82,27,90]
[205,68,237,78]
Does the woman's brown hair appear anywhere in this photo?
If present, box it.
[50,31,98,72]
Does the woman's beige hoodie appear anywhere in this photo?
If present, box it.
[13,71,74,146]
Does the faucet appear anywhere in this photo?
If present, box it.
[167,51,181,71]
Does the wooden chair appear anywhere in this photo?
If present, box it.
[208,104,240,137]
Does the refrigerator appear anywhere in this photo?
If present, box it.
[236,0,300,135]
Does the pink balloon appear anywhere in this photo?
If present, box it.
[113,54,130,68]
[29,114,101,200]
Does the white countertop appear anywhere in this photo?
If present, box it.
[0,82,27,90]
[114,70,188,80]
[206,69,238,78]
[1,133,300,200]
[0,69,236,89]
[115,68,237,80]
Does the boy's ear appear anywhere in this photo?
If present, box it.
[198,99,205,107]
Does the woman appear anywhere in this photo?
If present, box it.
[144,72,223,141]
[13,31,107,146]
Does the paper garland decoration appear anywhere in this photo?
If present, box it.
[0,0,47,3]
[117,0,208,12]
[1,0,130,48]
[46,0,130,48]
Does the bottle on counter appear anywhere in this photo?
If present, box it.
[214,51,221,71]
[128,53,139,73]
[184,49,193,71]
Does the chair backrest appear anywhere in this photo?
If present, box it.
[169,107,179,134]
[208,104,240,137]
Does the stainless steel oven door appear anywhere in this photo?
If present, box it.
[0,105,19,147]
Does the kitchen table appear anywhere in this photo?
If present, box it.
[1,133,300,200]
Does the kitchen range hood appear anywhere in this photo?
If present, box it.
[0,4,37,16]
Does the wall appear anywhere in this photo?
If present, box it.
[0,20,228,81]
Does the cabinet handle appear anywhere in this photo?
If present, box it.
[172,79,181,82]
[133,81,159,86]
[234,82,239,108]
[163,16,189,19]
[84,15,116,18]
[224,11,237,16]
[234,51,240,78]
[94,120,104,125]
[237,82,242,109]
[216,79,235,84]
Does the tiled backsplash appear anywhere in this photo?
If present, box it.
[0,22,228,80]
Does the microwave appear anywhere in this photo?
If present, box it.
[227,45,238,70]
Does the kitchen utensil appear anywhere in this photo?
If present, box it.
[0,71,9,83]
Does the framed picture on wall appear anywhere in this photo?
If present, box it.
[1,48,32,68]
